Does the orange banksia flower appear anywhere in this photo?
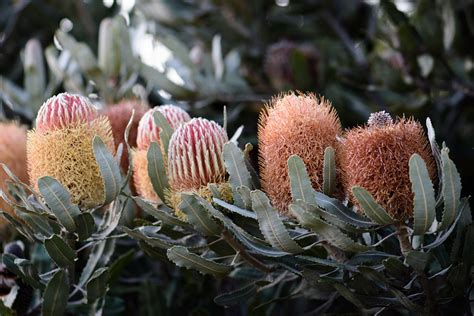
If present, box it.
[258,92,342,214]
[133,105,191,202]
[339,111,436,221]
[28,93,115,208]
[0,122,28,231]
[103,99,147,171]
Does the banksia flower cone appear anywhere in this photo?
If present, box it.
[258,92,342,214]
[0,123,28,231]
[102,99,147,171]
[339,111,436,221]
[133,105,191,202]
[28,93,115,208]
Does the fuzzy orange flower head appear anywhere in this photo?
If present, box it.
[28,93,115,209]
[133,105,191,202]
[258,92,342,215]
[102,99,147,171]
[0,122,28,233]
[339,111,436,221]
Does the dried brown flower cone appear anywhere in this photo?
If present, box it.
[258,92,342,214]
[0,122,28,231]
[102,99,147,172]
[339,114,436,221]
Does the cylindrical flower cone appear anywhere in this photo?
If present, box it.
[339,111,436,221]
[28,93,115,209]
[0,122,28,233]
[133,105,191,202]
[258,92,342,215]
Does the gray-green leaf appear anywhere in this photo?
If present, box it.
[93,136,121,205]
[86,267,109,303]
[44,235,76,267]
[167,246,232,277]
[42,269,69,316]
[322,147,336,196]
[179,194,221,236]
[288,155,315,204]
[147,141,169,204]
[153,110,174,156]
[352,186,393,225]
[439,148,461,230]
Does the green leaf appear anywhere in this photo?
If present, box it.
[213,197,257,220]
[18,212,53,238]
[352,186,393,225]
[439,148,461,230]
[23,39,46,112]
[152,111,175,156]
[42,269,69,316]
[333,283,365,309]
[98,18,120,78]
[132,197,188,227]
[2,254,44,289]
[78,240,106,289]
[287,155,315,204]
[93,136,122,205]
[214,282,258,306]
[86,267,109,303]
[322,147,336,196]
[167,246,232,277]
[409,154,436,235]
[44,235,75,267]
[223,142,252,206]
[140,63,194,99]
[462,224,474,268]
[37,176,80,232]
[179,193,221,236]
[122,226,175,249]
[406,251,431,271]
[251,190,303,253]
[147,142,169,203]
[383,257,410,279]
[108,249,134,283]
[289,203,367,252]
[74,213,95,241]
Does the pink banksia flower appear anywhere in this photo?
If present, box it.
[133,105,191,202]
[28,93,115,208]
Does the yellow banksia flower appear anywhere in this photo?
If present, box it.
[28,93,115,209]
[258,92,342,215]
[133,105,191,202]
[339,111,436,221]
[0,122,28,232]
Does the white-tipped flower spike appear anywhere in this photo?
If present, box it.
[367,110,393,128]
[136,105,191,150]
[168,118,228,191]
[36,93,98,133]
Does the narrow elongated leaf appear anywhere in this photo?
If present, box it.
[179,194,221,236]
[213,197,257,219]
[236,185,252,209]
[74,213,95,241]
[352,186,393,225]
[44,235,75,267]
[147,142,169,203]
[108,249,134,283]
[132,197,188,227]
[167,246,232,277]
[87,268,109,303]
[37,176,80,232]
[406,251,431,271]
[98,18,120,78]
[426,118,442,193]
[42,269,69,316]
[288,155,314,204]
[409,154,436,235]
[214,283,258,306]
[23,39,45,112]
[152,111,174,155]
[2,255,44,289]
[251,190,303,253]
[223,142,252,189]
[18,212,53,238]
[439,148,461,230]
[78,240,106,288]
[122,226,176,249]
[322,147,336,196]
[93,136,121,205]
[333,283,365,309]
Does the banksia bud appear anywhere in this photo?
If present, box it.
[258,92,342,214]
[0,122,28,232]
[168,118,228,192]
[339,113,436,221]
[133,105,191,202]
[102,99,147,171]
[28,93,115,208]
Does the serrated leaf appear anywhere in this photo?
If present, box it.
[406,251,431,271]
[352,186,393,225]
[214,282,258,306]
[213,197,257,219]
[288,155,315,204]
[167,246,232,277]
[152,110,174,156]
[223,142,252,206]
[179,193,221,236]
[426,118,442,197]
[132,197,188,227]
[78,240,106,289]
[147,142,169,203]
[93,136,121,205]
[409,154,436,235]
[18,212,53,238]
[383,257,410,279]
[44,235,75,267]
[74,213,95,241]
[122,226,175,249]
[38,176,80,232]
[87,267,109,303]
[462,224,474,267]
[439,148,461,230]
[289,203,367,252]
[251,190,303,253]
[322,147,336,196]
[42,269,69,316]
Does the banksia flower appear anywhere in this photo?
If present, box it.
[102,99,147,171]
[28,93,115,208]
[133,105,191,202]
[0,122,28,232]
[258,92,342,214]
[339,112,436,221]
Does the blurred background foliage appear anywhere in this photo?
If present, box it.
[1,0,473,313]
